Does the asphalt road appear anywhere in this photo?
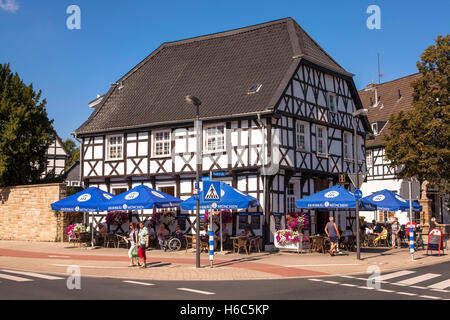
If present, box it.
[0,261,449,301]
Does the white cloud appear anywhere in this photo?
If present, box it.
[0,0,19,12]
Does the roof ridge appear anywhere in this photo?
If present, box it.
[163,17,294,47]
[359,72,421,92]
[119,18,293,84]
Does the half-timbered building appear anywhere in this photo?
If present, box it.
[75,18,371,244]
[359,73,448,225]
[43,134,69,178]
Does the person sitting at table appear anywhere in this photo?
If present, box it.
[365,224,374,235]
[373,225,388,246]
[174,224,185,241]
[157,224,170,251]
[220,224,230,240]
[96,223,108,238]
[239,229,249,237]
[243,223,255,237]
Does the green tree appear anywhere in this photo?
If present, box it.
[0,63,55,186]
[384,35,450,195]
[63,138,80,170]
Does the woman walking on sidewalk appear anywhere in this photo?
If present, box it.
[325,217,340,256]
[138,222,150,269]
[126,223,138,267]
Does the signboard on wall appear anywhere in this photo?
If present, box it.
[399,181,421,200]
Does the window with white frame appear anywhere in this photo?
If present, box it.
[152,130,171,157]
[286,183,297,213]
[316,126,327,156]
[343,132,352,160]
[107,135,123,160]
[204,124,225,152]
[296,121,309,151]
[367,150,373,167]
[327,92,337,112]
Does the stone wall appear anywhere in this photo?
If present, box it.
[0,183,82,242]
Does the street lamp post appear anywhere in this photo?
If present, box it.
[352,108,368,260]
[185,95,202,268]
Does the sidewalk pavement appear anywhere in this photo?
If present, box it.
[0,240,448,281]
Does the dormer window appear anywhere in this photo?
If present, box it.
[398,89,402,99]
[370,97,374,106]
[371,123,378,135]
[247,84,262,95]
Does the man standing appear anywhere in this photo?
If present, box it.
[391,217,401,248]
[325,217,340,256]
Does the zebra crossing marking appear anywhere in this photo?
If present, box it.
[396,273,440,286]
[1,269,63,280]
[379,270,416,281]
[428,279,450,290]
[0,273,33,282]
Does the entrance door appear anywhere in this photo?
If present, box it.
[316,210,329,236]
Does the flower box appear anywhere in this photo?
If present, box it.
[274,230,304,253]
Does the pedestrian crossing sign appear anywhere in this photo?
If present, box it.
[203,181,221,202]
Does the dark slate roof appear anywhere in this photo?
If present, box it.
[358,73,421,147]
[66,161,80,182]
[76,17,353,135]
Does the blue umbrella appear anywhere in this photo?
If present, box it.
[101,185,182,211]
[51,187,115,247]
[360,189,422,212]
[181,182,259,210]
[51,187,114,212]
[296,185,375,209]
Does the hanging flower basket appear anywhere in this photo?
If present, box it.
[286,212,309,233]
[203,210,233,224]
[149,211,176,228]
[106,211,129,226]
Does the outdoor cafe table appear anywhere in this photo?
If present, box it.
[307,235,329,254]
[230,236,260,254]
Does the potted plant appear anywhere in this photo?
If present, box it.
[274,212,309,253]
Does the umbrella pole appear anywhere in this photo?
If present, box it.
[220,211,223,252]
[91,212,95,247]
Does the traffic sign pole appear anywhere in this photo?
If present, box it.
[409,181,414,261]
[209,171,214,268]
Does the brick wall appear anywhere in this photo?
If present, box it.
[0,183,82,242]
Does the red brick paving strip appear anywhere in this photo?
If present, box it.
[0,248,327,278]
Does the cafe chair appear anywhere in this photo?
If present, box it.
[115,234,128,248]
[248,237,261,253]
[103,234,115,248]
[233,236,249,255]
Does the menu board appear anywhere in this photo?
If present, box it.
[427,228,443,255]
[250,214,261,230]
[274,214,281,231]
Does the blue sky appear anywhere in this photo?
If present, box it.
[1,0,449,141]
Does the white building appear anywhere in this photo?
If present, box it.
[74,18,371,244]
[359,74,448,226]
